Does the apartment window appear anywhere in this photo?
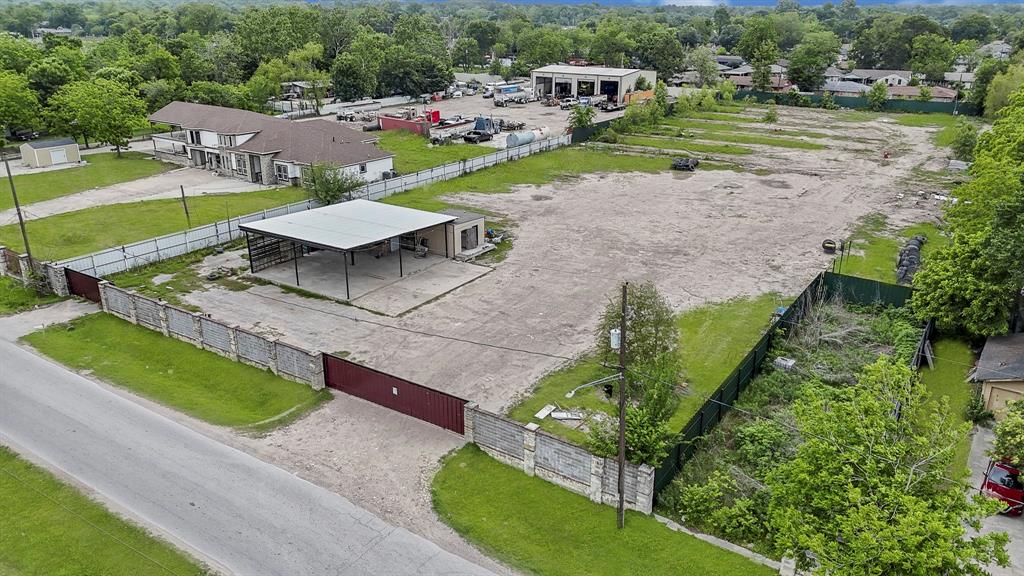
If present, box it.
[234,154,247,175]
[187,130,201,145]
[359,163,367,174]
[218,134,236,147]
[274,163,290,182]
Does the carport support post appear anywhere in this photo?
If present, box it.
[343,251,350,300]
[398,238,403,277]
[293,245,300,287]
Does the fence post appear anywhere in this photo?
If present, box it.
[308,350,325,390]
[227,325,240,361]
[635,464,655,514]
[523,422,538,477]
[266,336,279,375]
[463,402,477,442]
[16,254,31,285]
[126,291,139,324]
[97,280,111,312]
[588,456,604,503]
[0,246,7,277]
[44,263,69,297]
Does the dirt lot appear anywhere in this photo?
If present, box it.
[172,106,946,569]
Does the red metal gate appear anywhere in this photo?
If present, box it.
[65,268,102,303]
[323,354,466,434]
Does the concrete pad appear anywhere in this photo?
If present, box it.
[354,259,490,316]
[253,249,489,316]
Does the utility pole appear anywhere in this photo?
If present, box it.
[2,150,33,271]
[617,281,628,529]
[179,185,192,228]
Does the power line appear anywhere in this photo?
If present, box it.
[0,464,185,575]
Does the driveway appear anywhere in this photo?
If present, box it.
[0,167,270,223]
[969,426,1024,575]
[0,307,495,576]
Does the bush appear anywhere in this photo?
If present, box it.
[819,92,838,110]
[950,118,978,162]
[965,386,993,425]
[595,128,620,144]
[734,419,792,477]
[662,471,733,527]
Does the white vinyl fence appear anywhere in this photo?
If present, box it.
[57,135,571,278]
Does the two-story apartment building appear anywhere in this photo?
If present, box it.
[149,102,394,186]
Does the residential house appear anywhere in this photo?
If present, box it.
[941,72,975,91]
[715,55,745,69]
[976,40,1012,60]
[824,67,845,84]
[887,85,957,102]
[730,75,793,92]
[723,63,787,77]
[976,333,1024,418]
[149,102,394,186]
[844,69,914,86]
[818,80,870,97]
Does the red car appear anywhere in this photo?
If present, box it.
[982,460,1024,516]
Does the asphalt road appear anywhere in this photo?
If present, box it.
[0,307,494,576]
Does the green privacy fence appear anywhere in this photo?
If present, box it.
[652,271,916,498]
[570,118,614,144]
[735,90,980,116]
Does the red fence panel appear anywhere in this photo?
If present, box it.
[65,268,102,303]
[323,354,466,434]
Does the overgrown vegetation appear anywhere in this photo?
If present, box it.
[0,446,209,576]
[0,275,62,315]
[432,444,776,576]
[658,301,1007,573]
[838,213,946,283]
[375,130,490,174]
[23,313,330,430]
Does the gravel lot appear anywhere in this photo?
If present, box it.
[174,106,947,569]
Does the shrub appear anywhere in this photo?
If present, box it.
[734,419,792,478]
[595,128,620,144]
[950,118,978,162]
[965,386,993,425]
[663,471,733,527]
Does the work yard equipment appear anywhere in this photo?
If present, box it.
[671,157,699,171]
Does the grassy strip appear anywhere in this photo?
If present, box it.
[670,293,783,431]
[0,275,62,316]
[107,243,252,309]
[919,338,975,475]
[0,152,175,211]
[23,313,330,429]
[652,128,827,151]
[381,147,670,212]
[0,446,208,575]
[375,130,491,174]
[433,445,775,576]
[839,214,946,283]
[685,111,760,123]
[663,118,831,139]
[617,135,753,156]
[508,294,783,440]
[0,188,306,262]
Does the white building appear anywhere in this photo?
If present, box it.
[530,65,657,103]
[149,102,394,186]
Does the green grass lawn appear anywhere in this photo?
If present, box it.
[0,446,208,575]
[891,113,980,147]
[838,214,946,283]
[433,445,775,576]
[0,275,62,315]
[375,130,491,174]
[671,293,783,430]
[382,147,670,212]
[508,294,783,440]
[23,313,330,429]
[919,338,976,475]
[664,118,831,139]
[618,135,753,156]
[0,187,305,262]
[659,128,827,151]
[1,152,175,211]
[684,111,760,123]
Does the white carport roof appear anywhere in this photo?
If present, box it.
[239,199,456,251]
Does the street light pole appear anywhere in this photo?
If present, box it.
[2,149,33,271]
[617,281,628,529]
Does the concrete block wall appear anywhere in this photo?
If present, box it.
[464,403,654,514]
[97,281,324,390]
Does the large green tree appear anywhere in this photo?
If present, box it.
[910,33,954,83]
[950,13,995,43]
[767,357,1008,574]
[787,31,841,91]
[635,26,684,81]
[48,78,146,154]
[0,33,41,73]
[751,41,780,92]
[0,70,40,140]
[737,16,779,63]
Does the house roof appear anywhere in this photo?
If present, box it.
[149,102,392,168]
[846,69,913,80]
[730,75,791,89]
[239,199,456,252]
[824,67,845,77]
[888,85,957,99]
[24,137,77,149]
[944,72,975,83]
[977,333,1024,382]
[532,64,643,77]
[723,64,786,76]
[441,209,486,224]
[821,80,870,93]
[228,118,392,167]
[149,101,277,135]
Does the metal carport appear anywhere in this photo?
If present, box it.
[239,199,456,300]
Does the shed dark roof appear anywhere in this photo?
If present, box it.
[977,333,1024,382]
[441,209,486,223]
[149,102,392,168]
[25,137,77,149]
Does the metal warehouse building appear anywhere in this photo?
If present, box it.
[530,65,657,103]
